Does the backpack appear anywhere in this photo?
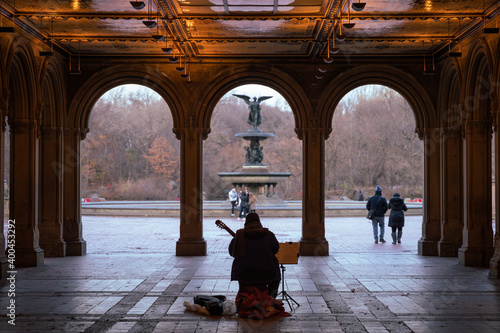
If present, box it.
[193,295,226,315]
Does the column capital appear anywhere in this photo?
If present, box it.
[64,127,89,140]
[174,114,209,146]
[462,119,492,136]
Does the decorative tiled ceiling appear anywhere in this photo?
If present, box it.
[0,0,499,59]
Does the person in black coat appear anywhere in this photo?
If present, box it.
[238,190,249,220]
[228,213,281,298]
[388,193,408,244]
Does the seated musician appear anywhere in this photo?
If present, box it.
[228,212,280,298]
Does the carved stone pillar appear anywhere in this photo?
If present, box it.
[0,90,10,278]
[418,128,441,256]
[39,126,66,257]
[297,117,329,256]
[459,119,494,266]
[10,118,44,266]
[174,115,207,256]
[62,128,87,256]
[438,127,463,256]
[489,92,500,278]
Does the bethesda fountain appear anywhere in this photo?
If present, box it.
[217,94,292,206]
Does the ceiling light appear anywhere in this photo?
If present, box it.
[343,1,356,29]
[152,34,164,41]
[176,56,185,72]
[351,1,366,11]
[162,37,173,54]
[130,1,146,10]
[143,20,156,28]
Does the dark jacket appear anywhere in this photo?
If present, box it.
[228,226,280,283]
[366,192,388,217]
[388,193,408,227]
[239,192,249,208]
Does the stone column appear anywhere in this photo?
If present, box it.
[0,91,9,278]
[175,115,207,256]
[459,119,494,266]
[39,126,66,256]
[438,127,463,256]
[9,118,44,266]
[489,92,500,278]
[62,128,86,256]
[298,119,329,256]
[418,128,441,256]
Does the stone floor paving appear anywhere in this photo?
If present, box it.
[1,215,499,332]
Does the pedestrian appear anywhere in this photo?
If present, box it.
[248,192,257,213]
[358,190,364,201]
[366,185,388,244]
[238,190,249,220]
[388,193,408,244]
[228,187,238,216]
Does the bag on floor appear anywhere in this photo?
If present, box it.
[193,295,226,315]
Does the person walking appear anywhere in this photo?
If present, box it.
[388,193,408,244]
[366,185,388,244]
[248,192,257,213]
[238,190,249,220]
[228,187,238,216]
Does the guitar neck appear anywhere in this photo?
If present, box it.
[225,227,236,238]
[215,220,236,237]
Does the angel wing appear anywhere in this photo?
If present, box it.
[233,94,251,105]
[257,96,273,103]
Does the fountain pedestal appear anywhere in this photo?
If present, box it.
[218,128,291,207]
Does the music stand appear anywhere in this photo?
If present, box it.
[275,242,300,310]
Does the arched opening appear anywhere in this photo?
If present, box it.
[204,83,301,247]
[327,84,423,251]
[80,84,180,254]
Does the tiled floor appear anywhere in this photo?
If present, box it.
[1,215,499,332]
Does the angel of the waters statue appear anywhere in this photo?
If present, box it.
[233,94,273,130]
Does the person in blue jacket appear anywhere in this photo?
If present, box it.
[366,185,388,244]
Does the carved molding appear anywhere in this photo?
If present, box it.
[184,114,199,147]
[462,119,492,136]
[9,118,37,134]
[36,103,44,139]
[441,126,462,141]
[79,128,89,140]
[1,90,10,132]
[491,91,499,133]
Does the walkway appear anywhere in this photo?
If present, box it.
[1,216,499,332]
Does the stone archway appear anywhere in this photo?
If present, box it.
[437,59,464,258]
[195,66,331,255]
[319,65,437,255]
[38,60,67,257]
[64,66,186,256]
[459,41,495,266]
[7,39,44,266]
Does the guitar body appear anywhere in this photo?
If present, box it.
[215,220,236,237]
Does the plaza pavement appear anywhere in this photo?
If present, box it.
[1,215,499,333]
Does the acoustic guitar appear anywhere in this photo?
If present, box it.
[215,219,236,237]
